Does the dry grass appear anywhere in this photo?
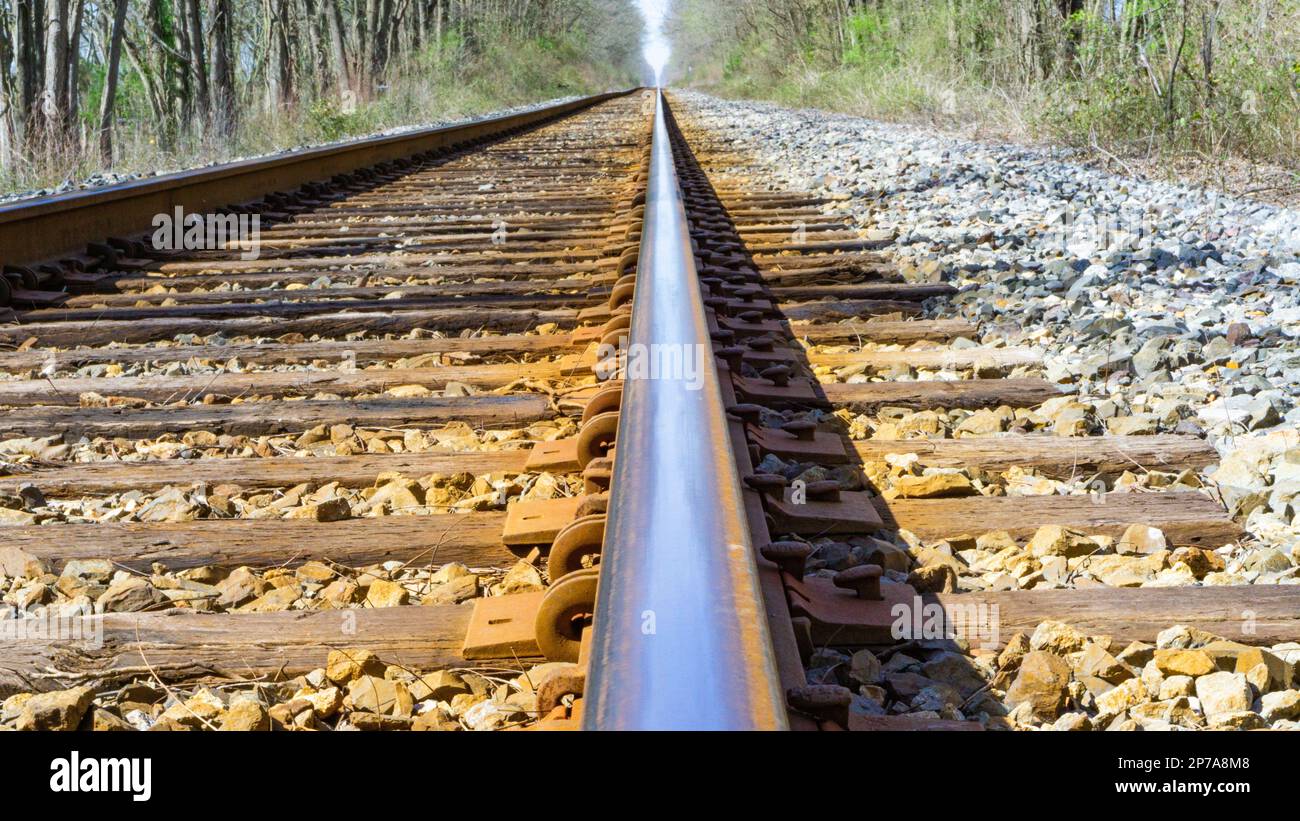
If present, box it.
[2,36,629,199]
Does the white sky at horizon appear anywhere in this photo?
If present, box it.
[635,0,672,85]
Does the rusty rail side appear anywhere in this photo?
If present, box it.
[581,89,787,730]
[0,90,634,267]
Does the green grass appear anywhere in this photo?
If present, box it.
[679,3,1300,183]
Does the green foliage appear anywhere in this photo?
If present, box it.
[305,98,372,142]
[842,10,902,69]
[673,0,1300,170]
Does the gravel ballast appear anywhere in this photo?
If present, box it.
[676,89,1300,565]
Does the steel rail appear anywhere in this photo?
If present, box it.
[0,90,633,267]
[582,90,788,730]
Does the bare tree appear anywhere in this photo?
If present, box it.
[39,0,70,145]
[14,1,40,147]
[97,0,130,165]
[208,0,235,135]
[66,0,86,127]
[0,7,16,165]
[267,0,295,109]
[5,0,643,187]
[325,0,355,99]
[185,0,210,124]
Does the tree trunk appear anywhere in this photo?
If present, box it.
[434,0,443,54]
[1200,2,1219,106]
[175,0,196,124]
[40,0,70,144]
[66,0,85,134]
[185,0,211,127]
[372,0,394,91]
[14,0,38,145]
[97,0,129,166]
[0,10,15,167]
[298,0,328,100]
[354,0,372,95]
[208,0,236,136]
[267,0,296,110]
[324,0,354,101]
[33,0,47,84]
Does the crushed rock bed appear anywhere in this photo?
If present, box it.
[685,95,1300,730]
[813,620,1300,731]
[676,91,1300,564]
[0,418,577,464]
[2,551,554,618]
[4,467,578,525]
[0,348,574,382]
[0,650,571,731]
[3,323,571,358]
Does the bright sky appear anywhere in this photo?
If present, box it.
[635,0,672,85]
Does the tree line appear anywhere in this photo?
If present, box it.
[671,1,1300,164]
[0,1,641,187]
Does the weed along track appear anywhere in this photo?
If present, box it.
[0,89,1297,732]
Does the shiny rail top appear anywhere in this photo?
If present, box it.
[582,90,788,730]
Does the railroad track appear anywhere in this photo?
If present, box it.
[0,89,1296,732]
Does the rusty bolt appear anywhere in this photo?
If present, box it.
[736,310,763,324]
[746,335,776,352]
[804,480,841,502]
[834,564,883,601]
[576,493,609,518]
[536,668,586,717]
[781,419,817,441]
[743,473,788,496]
[710,329,736,345]
[735,285,763,302]
[715,345,747,373]
[760,541,812,578]
[582,458,613,495]
[726,403,764,423]
[786,684,852,727]
[760,364,792,387]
